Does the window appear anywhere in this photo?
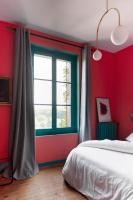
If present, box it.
[32,45,78,136]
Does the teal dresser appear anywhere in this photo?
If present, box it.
[96,122,117,140]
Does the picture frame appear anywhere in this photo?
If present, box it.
[0,77,12,104]
[96,97,112,122]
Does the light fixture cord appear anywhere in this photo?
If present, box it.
[106,0,109,11]
[96,0,121,49]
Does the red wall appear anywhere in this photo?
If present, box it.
[0,21,120,164]
[91,50,115,139]
[91,46,133,140]
[31,33,82,163]
[36,134,78,163]
[0,22,81,163]
[0,27,15,161]
[113,45,133,139]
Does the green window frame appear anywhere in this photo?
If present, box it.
[32,45,78,136]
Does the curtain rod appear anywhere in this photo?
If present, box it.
[6,26,83,49]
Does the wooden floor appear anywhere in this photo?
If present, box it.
[0,166,87,200]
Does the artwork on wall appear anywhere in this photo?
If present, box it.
[96,97,112,122]
[0,77,12,104]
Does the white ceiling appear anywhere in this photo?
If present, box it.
[0,0,132,52]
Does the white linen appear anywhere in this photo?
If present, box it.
[62,140,133,200]
[79,140,133,154]
[126,133,133,142]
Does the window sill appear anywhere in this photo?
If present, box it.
[35,132,79,137]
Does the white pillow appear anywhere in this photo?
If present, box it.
[126,133,133,142]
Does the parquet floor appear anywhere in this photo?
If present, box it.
[0,165,86,200]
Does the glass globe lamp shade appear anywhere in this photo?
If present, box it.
[111,25,128,46]
[93,49,102,61]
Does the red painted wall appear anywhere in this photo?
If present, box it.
[91,46,133,140]
[0,22,81,163]
[0,21,117,163]
[0,27,15,161]
[31,33,82,163]
[91,50,115,139]
[36,134,78,163]
[113,45,133,139]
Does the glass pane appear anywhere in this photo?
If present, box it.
[35,105,52,129]
[57,83,71,105]
[56,59,71,82]
[34,54,52,80]
[34,80,52,104]
[57,106,71,128]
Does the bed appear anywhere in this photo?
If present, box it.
[62,140,133,200]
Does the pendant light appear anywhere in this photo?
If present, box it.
[93,0,128,61]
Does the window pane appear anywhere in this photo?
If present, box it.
[34,80,52,104]
[35,105,52,129]
[57,83,71,105]
[56,59,71,82]
[34,54,52,80]
[57,106,71,128]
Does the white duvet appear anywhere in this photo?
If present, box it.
[62,140,133,200]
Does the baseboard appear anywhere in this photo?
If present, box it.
[38,159,66,168]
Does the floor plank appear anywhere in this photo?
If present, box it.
[0,166,86,200]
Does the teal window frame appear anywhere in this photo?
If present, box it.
[32,45,78,136]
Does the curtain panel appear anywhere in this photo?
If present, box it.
[79,44,92,142]
[10,27,39,180]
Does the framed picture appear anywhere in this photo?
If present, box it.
[0,77,12,104]
[96,98,112,122]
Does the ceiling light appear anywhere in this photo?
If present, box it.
[93,49,102,61]
[111,25,129,46]
[93,0,129,61]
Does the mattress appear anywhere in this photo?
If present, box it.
[62,140,133,200]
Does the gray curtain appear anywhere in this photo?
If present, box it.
[79,44,92,142]
[10,27,39,180]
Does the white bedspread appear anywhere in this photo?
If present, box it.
[62,140,133,200]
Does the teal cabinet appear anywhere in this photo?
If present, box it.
[96,122,118,140]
